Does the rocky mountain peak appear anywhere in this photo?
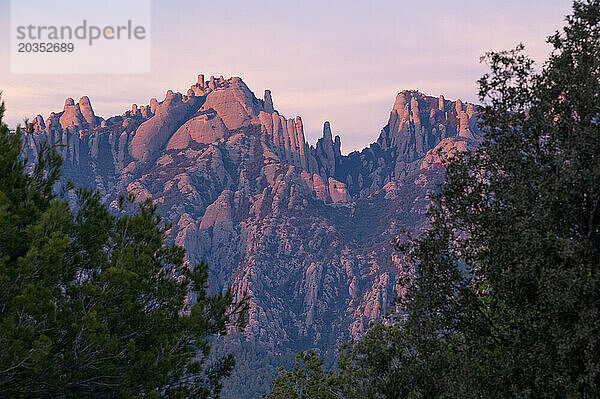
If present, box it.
[27,75,481,200]
[377,90,480,171]
[22,77,484,364]
[63,97,75,108]
[33,96,103,134]
[264,89,274,113]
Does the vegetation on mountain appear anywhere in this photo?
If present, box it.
[266,1,600,397]
[0,100,248,398]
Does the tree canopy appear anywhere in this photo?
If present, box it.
[0,99,248,398]
[266,1,600,397]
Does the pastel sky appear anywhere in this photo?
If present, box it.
[0,0,572,153]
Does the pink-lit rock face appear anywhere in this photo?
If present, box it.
[167,110,229,150]
[420,137,476,170]
[378,90,480,178]
[130,90,199,162]
[328,177,351,203]
[23,74,481,354]
[58,96,102,130]
[200,78,262,130]
[78,96,100,127]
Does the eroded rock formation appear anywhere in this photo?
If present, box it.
[23,75,481,355]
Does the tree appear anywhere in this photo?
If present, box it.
[264,351,333,399]
[348,1,600,397]
[263,350,367,399]
[0,98,248,398]
[266,1,600,397]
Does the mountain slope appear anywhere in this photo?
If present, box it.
[23,75,480,394]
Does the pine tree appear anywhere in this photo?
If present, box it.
[0,96,248,398]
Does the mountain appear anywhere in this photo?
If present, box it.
[22,75,481,396]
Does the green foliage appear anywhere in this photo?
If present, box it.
[349,1,600,397]
[209,335,296,399]
[263,350,360,399]
[0,97,248,398]
[265,351,331,399]
[267,1,600,398]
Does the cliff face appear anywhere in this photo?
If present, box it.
[23,75,481,351]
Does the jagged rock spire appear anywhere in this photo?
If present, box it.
[264,89,274,113]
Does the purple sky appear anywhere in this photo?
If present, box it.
[0,0,573,153]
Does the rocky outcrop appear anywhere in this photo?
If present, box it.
[130,90,200,162]
[264,90,274,114]
[167,109,229,150]
[23,75,481,364]
[376,90,478,167]
[78,96,100,127]
[53,96,102,131]
[328,177,350,203]
[200,77,262,130]
[316,121,337,177]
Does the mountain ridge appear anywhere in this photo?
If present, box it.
[22,75,481,353]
